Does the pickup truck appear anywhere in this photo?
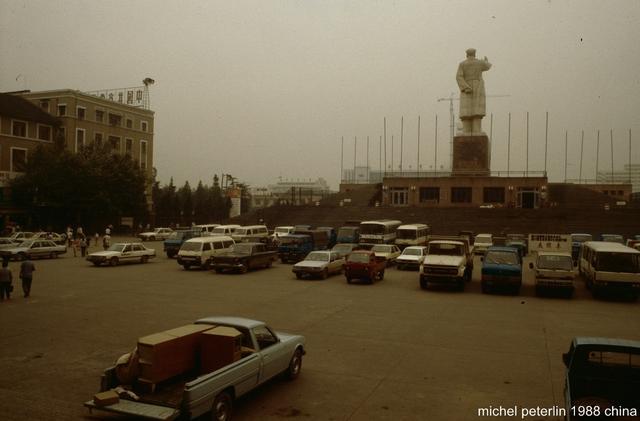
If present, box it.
[530,251,575,297]
[278,230,329,263]
[419,236,473,291]
[84,317,306,421]
[344,250,386,284]
[480,246,523,294]
[212,242,277,274]
[562,337,640,420]
[163,229,202,258]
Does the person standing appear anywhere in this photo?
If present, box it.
[19,258,35,298]
[79,236,88,257]
[94,232,100,246]
[0,260,12,301]
[103,234,111,250]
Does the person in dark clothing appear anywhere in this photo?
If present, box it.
[0,260,13,301]
[20,258,35,298]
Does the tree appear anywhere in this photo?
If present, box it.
[177,181,193,225]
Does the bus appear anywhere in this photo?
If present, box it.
[578,241,640,297]
[395,224,430,248]
[359,220,402,244]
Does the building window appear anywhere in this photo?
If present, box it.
[140,140,148,170]
[75,129,85,152]
[37,125,52,141]
[419,187,440,203]
[10,148,27,172]
[58,104,67,116]
[483,187,505,203]
[125,138,133,155]
[108,113,122,127]
[77,107,86,120]
[12,120,27,137]
[390,187,409,205]
[95,109,104,123]
[94,132,103,146]
[58,126,66,141]
[126,118,133,129]
[451,187,472,203]
[141,121,148,132]
[40,100,49,111]
[108,136,121,152]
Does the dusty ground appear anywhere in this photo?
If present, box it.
[0,238,638,421]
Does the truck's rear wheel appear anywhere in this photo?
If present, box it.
[286,348,303,380]
[211,391,233,421]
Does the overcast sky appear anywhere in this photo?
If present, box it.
[2,0,639,190]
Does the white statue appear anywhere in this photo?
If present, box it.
[456,48,492,135]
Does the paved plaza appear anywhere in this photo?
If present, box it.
[0,238,638,420]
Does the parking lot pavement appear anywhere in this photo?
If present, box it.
[0,240,638,420]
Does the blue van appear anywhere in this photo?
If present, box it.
[481,246,522,294]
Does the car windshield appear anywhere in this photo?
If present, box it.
[371,245,392,253]
[305,252,329,262]
[181,242,202,252]
[485,251,519,265]
[596,252,640,273]
[108,244,126,252]
[428,243,462,256]
[232,244,252,254]
[396,229,417,240]
[347,253,369,263]
[402,248,423,256]
[537,255,573,271]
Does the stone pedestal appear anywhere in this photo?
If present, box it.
[452,135,490,176]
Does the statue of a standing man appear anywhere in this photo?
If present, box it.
[456,48,492,135]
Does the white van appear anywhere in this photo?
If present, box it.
[177,236,235,270]
[231,225,269,243]
[579,241,640,297]
[395,224,430,248]
[195,224,220,236]
[210,224,241,236]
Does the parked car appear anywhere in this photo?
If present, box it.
[292,250,345,280]
[395,246,428,270]
[32,232,67,245]
[0,231,35,243]
[138,227,174,241]
[212,242,277,274]
[331,243,359,259]
[278,230,329,263]
[194,224,221,236]
[163,229,203,258]
[344,250,386,284]
[480,246,523,294]
[84,317,305,421]
[210,224,241,236]
[177,236,235,270]
[370,244,401,266]
[473,233,493,255]
[231,225,269,243]
[86,242,155,266]
[530,251,575,297]
[0,239,67,260]
[420,236,473,291]
[562,337,640,420]
[0,238,19,249]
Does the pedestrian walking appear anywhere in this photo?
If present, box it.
[66,226,73,248]
[0,260,13,301]
[19,258,35,298]
[103,234,111,250]
[80,236,88,257]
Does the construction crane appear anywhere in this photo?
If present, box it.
[437,94,510,169]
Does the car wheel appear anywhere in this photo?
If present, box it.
[211,390,233,421]
[239,264,248,274]
[368,275,374,285]
[109,257,119,266]
[420,278,428,290]
[321,269,328,280]
[183,264,191,271]
[295,273,303,280]
[481,283,489,294]
[215,268,223,274]
[17,253,26,261]
[149,236,156,241]
[49,252,57,259]
[265,259,272,268]
[141,255,149,264]
[379,270,385,280]
[202,260,210,270]
[166,252,175,258]
[457,278,465,291]
[92,262,101,267]
[285,348,303,380]
[346,276,352,284]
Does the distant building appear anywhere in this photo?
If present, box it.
[0,93,61,225]
[249,178,332,208]
[16,88,155,209]
[597,164,640,193]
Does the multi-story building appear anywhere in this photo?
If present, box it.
[0,93,62,225]
[17,89,155,208]
[250,178,332,208]
[597,164,640,193]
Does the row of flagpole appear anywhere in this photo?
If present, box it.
[339,114,634,184]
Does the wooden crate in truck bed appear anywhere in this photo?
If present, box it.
[200,326,243,374]
[137,324,212,384]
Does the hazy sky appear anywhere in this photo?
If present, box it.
[2,0,640,189]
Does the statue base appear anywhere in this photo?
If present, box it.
[452,134,490,176]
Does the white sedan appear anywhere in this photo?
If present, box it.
[0,240,66,260]
[292,251,345,279]
[138,227,174,241]
[371,244,402,266]
[87,242,155,266]
[395,246,428,270]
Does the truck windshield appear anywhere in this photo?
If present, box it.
[396,229,417,240]
[596,252,640,273]
[537,255,573,271]
[485,251,519,265]
[428,243,462,256]
[347,254,369,263]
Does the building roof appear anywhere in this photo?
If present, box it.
[0,93,60,126]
